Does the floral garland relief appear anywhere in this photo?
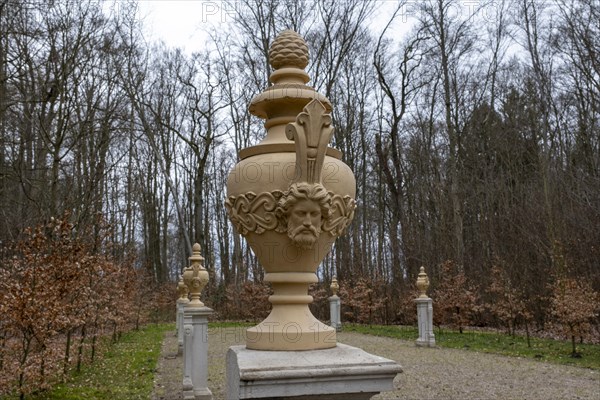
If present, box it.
[225,190,356,238]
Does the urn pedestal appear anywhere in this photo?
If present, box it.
[415,267,436,347]
[226,344,402,400]
[329,277,341,331]
[225,29,401,399]
[177,275,190,355]
[182,244,213,399]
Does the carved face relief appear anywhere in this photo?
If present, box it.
[287,199,322,249]
[276,182,331,249]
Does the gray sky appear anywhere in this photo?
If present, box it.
[137,1,226,51]
[136,0,416,53]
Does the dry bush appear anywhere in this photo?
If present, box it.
[486,265,533,336]
[0,217,158,398]
[432,260,480,333]
[309,283,330,322]
[212,281,334,324]
[147,281,177,324]
[338,276,387,325]
[221,281,272,321]
[395,285,420,325]
[549,275,600,356]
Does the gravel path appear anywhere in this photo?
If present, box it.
[151,328,599,400]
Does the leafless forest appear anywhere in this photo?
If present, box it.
[1,0,599,341]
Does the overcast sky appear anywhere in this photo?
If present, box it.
[136,1,223,52]
[135,1,415,53]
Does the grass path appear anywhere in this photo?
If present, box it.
[344,324,600,370]
[27,323,172,400]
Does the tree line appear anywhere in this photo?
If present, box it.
[1,0,598,353]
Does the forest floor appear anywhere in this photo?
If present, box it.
[151,328,599,400]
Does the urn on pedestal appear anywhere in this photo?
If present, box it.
[329,276,341,332]
[181,243,213,399]
[415,266,436,347]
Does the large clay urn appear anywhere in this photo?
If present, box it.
[226,30,356,350]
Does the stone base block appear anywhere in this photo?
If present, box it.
[226,343,402,400]
[415,338,436,348]
[183,380,213,399]
[183,390,213,399]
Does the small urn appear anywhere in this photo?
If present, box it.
[416,267,430,298]
[330,276,339,297]
[226,30,356,350]
[182,243,209,307]
[177,275,190,303]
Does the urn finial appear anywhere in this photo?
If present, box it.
[416,266,430,298]
[248,30,332,138]
[269,30,309,70]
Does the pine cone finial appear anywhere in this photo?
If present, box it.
[269,30,309,70]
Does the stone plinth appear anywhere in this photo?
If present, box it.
[177,275,190,355]
[415,297,435,348]
[183,306,213,400]
[415,266,435,348]
[226,343,402,399]
[329,295,341,332]
[176,301,181,338]
[177,299,188,354]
